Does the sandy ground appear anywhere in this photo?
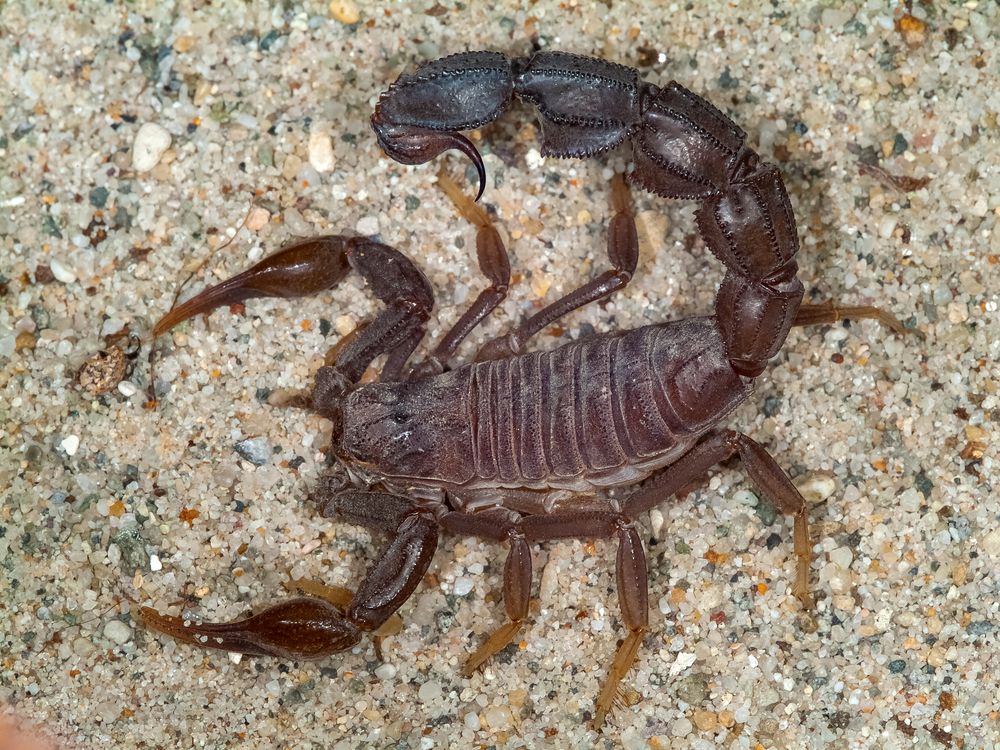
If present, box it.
[2,1,998,748]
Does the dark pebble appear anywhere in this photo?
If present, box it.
[259,30,282,51]
[89,186,109,208]
[763,395,781,417]
[718,68,738,89]
[234,437,270,465]
[888,659,906,673]
[754,498,777,526]
[967,621,992,636]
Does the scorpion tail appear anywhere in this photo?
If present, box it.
[371,51,515,201]
[152,235,352,338]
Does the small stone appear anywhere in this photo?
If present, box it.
[375,663,397,681]
[308,129,336,172]
[926,646,946,668]
[649,507,664,540]
[671,717,693,737]
[234,437,270,465]
[89,186,109,208]
[132,123,172,172]
[754,498,777,526]
[329,0,360,24]
[49,258,77,284]
[418,680,442,702]
[888,659,906,673]
[717,710,735,728]
[795,473,836,504]
[453,577,473,596]
[670,651,697,677]
[829,546,853,569]
[979,528,1000,557]
[103,619,132,645]
[967,621,992,636]
[878,216,897,239]
[899,488,921,513]
[60,435,80,456]
[117,380,137,398]
[483,705,511,730]
[463,711,480,731]
[246,206,271,232]
[355,215,379,236]
[692,709,718,732]
[675,672,709,705]
[149,554,162,572]
[334,314,355,336]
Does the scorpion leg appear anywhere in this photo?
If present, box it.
[409,170,511,378]
[440,508,531,676]
[793,300,911,336]
[476,173,639,361]
[447,508,649,727]
[518,511,648,728]
[142,489,438,662]
[624,430,814,610]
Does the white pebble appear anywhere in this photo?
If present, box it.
[649,507,664,540]
[672,717,693,737]
[453,577,474,596]
[100,318,125,338]
[418,680,442,702]
[981,528,1000,557]
[670,651,697,676]
[132,122,172,172]
[60,434,80,456]
[103,619,132,645]
[795,474,836,504]
[878,216,897,239]
[355,215,379,236]
[463,711,481,731]
[483,705,511,729]
[117,380,137,397]
[49,258,77,284]
[898,488,921,513]
[375,663,397,681]
[308,129,336,172]
[829,546,853,569]
[149,554,162,571]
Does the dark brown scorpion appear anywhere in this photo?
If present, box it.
[141,51,905,726]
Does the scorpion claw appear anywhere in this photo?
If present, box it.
[372,121,486,201]
[139,597,361,660]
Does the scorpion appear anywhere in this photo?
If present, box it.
[140,51,905,726]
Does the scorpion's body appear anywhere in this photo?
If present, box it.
[140,49,900,728]
[342,317,747,511]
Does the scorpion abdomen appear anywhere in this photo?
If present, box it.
[467,316,750,488]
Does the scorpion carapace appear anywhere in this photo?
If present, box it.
[142,50,906,728]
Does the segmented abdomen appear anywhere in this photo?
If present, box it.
[468,317,749,485]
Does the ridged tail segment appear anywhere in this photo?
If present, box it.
[632,82,804,377]
[468,319,749,485]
